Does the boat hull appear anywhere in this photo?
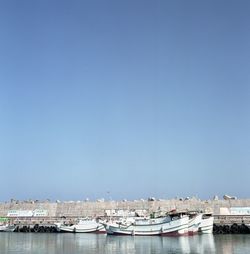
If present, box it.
[161,216,189,236]
[0,225,16,232]
[199,216,214,234]
[188,214,202,235]
[105,216,189,236]
[59,226,106,233]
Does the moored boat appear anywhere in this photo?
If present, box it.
[55,218,106,233]
[103,213,189,236]
[160,214,189,236]
[0,224,16,232]
[199,213,214,234]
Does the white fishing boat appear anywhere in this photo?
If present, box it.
[0,224,16,232]
[55,218,106,233]
[199,213,214,234]
[103,213,189,236]
[160,214,189,236]
[188,212,202,235]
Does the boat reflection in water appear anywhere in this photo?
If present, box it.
[104,234,216,254]
[186,234,215,253]
[0,233,250,254]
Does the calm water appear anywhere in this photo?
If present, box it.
[0,233,250,254]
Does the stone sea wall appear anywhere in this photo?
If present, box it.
[0,199,250,217]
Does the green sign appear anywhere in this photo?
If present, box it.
[0,217,9,222]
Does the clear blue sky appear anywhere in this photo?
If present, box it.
[0,0,249,202]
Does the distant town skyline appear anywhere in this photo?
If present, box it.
[0,0,250,202]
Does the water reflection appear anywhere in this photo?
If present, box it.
[161,236,191,253]
[214,234,250,254]
[0,233,250,254]
[187,234,215,253]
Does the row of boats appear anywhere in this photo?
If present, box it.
[55,212,214,236]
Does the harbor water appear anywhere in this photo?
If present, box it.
[0,233,250,254]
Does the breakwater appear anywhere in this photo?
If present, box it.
[213,223,250,234]
[1,198,250,217]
